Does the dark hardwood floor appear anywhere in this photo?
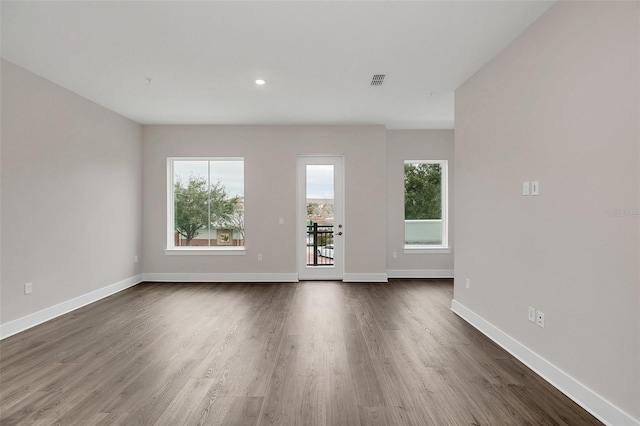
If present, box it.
[0,280,601,425]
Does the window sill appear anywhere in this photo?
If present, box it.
[165,247,246,256]
[403,246,451,254]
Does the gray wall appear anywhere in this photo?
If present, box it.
[455,1,639,420]
[386,130,454,276]
[142,125,388,278]
[1,59,143,324]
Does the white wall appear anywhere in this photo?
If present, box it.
[386,130,454,277]
[455,2,639,423]
[1,60,143,326]
[142,125,388,280]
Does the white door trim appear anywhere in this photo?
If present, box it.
[297,155,345,280]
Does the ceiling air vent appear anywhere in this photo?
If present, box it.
[371,74,386,86]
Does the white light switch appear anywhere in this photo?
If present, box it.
[531,181,539,196]
[522,181,530,196]
[278,217,284,225]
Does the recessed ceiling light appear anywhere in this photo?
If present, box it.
[255,79,266,85]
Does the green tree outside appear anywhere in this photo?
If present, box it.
[404,163,441,220]
[174,176,239,245]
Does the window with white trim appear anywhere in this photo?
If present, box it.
[404,160,448,249]
[167,158,244,251]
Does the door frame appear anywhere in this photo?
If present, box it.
[297,155,345,281]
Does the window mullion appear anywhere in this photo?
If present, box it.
[207,160,211,247]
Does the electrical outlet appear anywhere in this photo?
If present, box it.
[528,307,536,322]
[25,282,33,295]
[465,278,470,289]
[258,253,263,261]
[134,255,139,263]
[278,217,284,225]
[536,311,545,328]
[392,251,397,259]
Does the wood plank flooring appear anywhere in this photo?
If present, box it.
[0,280,602,425]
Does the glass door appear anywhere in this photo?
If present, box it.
[297,156,344,280]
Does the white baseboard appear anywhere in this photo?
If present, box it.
[451,300,639,426]
[142,272,299,283]
[387,269,454,279]
[0,274,143,340]
[342,273,388,282]
[146,272,389,283]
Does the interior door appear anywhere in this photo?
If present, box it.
[297,156,344,280]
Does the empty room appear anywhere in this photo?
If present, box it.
[1,1,638,425]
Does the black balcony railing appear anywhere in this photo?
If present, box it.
[307,223,334,266]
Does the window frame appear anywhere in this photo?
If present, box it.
[403,159,449,253]
[166,157,246,255]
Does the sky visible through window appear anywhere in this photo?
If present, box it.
[174,160,244,198]
[306,165,334,199]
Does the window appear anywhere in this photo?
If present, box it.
[167,158,244,253]
[404,160,448,250]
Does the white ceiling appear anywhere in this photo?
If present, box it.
[1,1,554,129]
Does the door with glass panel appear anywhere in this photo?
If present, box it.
[297,156,344,280]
